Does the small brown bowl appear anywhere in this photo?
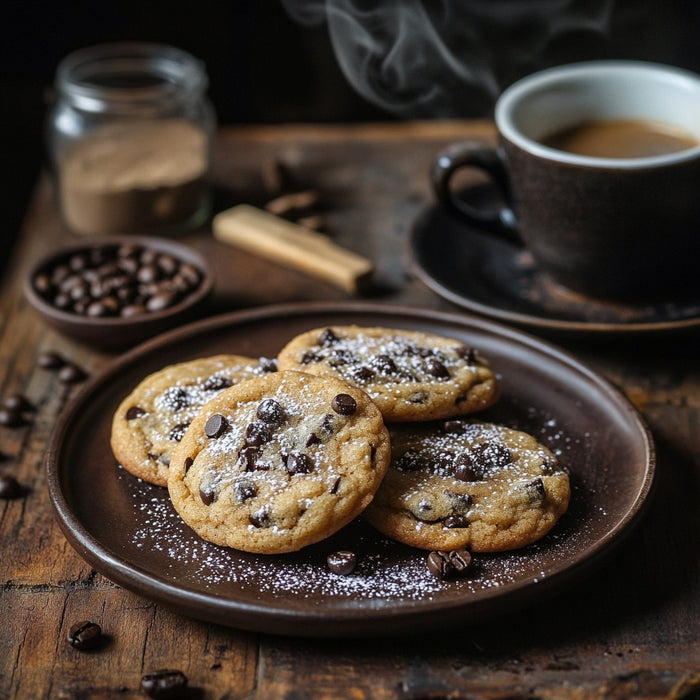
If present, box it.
[24,235,214,350]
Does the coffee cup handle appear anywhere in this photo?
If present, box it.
[430,141,521,244]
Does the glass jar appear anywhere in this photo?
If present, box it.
[48,42,216,236]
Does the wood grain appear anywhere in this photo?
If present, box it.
[1,121,698,699]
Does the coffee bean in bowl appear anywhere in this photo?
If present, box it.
[24,236,213,349]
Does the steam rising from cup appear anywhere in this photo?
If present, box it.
[281,0,623,118]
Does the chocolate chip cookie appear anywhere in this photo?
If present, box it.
[363,420,570,552]
[111,355,275,486]
[276,326,499,422]
[167,370,391,554]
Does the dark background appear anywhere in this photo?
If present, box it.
[3,1,699,268]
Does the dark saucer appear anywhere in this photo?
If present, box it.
[410,187,700,335]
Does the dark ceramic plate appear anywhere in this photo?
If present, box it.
[47,302,655,637]
[410,187,700,335]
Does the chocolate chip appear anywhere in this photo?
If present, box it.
[126,405,146,420]
[244,421,271,446]
[305,431,322,448]
[168,422,190,442]
[443,420,465,434]
[318,328,339,346]
[140,669,188,699]
[58,363,88,384]
[158,453,170,466]
[320,413,335,435]
[524,477,546,501]
[329,348,356,367]
[0,407,26,427]
[456,345,479,363]
[373,354,396,374]
[234,479,257,503]
[162,387,188,410]
[454,454,478,482]
[235,444,257,468]
[444,490,472,513]
[183,457,193,473]
[0,475,23,499]
[332,393,357,415]
[424,357,449,378]
[443,514,470,529]
[205,413,228,439]
[249,508,270,528]
[473,442,512,469]
[329,475,341,494]
[352,365,375,382]
[396,447,423,472]
[258,356,278,373]
[286,451,313,475]
[327,551,357,575]
[66,621,103,651]
[202,375,233,391]
[199,486,217,505]
[37,351,66,369]
[301,351,322,365]
[256,398,284,425]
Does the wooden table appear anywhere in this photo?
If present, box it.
[1,122,698,699]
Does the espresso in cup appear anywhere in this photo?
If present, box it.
[431,61,700,301]
[540,118,699,159]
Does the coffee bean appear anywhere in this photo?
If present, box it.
[34,243,204,322]
[427,549,473,580]
[66,620,103,651]
[0,407,26,427]
[58,363,88,384]
[427,550,454,580]
[37,351,66,369]
[205,413,228,439]
[286,451,313,475]
[332,393,357,415]
[126,405,146,420]
[140,669,188,699]
[0,475,23,499]
[327,551,357,575]
[256,398,284,425]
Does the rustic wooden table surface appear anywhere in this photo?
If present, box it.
[1,122,698,699]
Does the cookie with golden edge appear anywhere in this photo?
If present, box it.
[276,325,499,422]
[111,354,276,486]
[167,370,391,554]
[364,420,570,552]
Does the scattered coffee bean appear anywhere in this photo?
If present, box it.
[327,550,357,575]
[205,413,228,439]
[0,475,23,499]
[0,407,26,427]
[66,620,103,651]
[58,363,88,384]
[331,393,357,415]
[140,669,188,699]
[2,393,33,412]
[427,549,473,580]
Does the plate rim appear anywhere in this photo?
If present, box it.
[408,207,700,335]
[47,301,657,636]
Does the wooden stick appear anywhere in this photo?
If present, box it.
[213,204,374,294]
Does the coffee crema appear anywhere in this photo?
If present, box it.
[540,118,699,158]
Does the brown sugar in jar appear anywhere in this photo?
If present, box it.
[48,43,215,236]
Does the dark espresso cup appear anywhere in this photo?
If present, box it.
[431,61,700,300]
